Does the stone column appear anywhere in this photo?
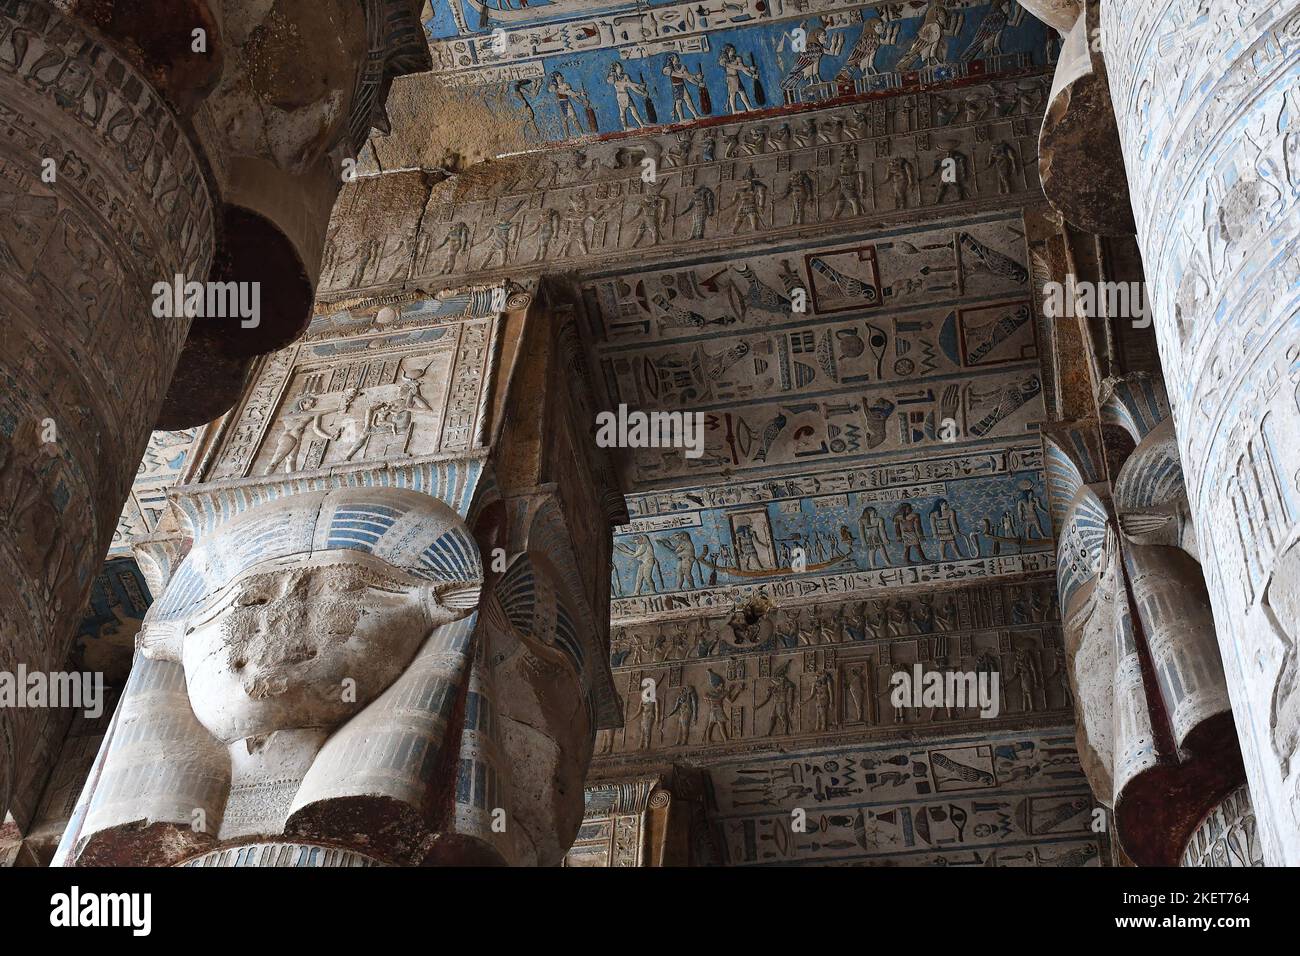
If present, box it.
[0,2,214,818]
[563,773,709,867]
[0,0,428,822]
[60,280,626,865]
[1181,784,1266,867]
[1100,0,1300,864]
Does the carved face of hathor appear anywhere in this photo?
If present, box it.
[138,489,482,746]
[174,554,469,743]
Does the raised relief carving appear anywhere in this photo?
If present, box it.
[1102,0,1300,862]
[0,1,214,815]
[78,488,484,864]
[211,308,500,481]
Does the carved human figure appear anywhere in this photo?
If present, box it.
[815,602,841,644]
[433,222,472,274]
[527,207,562,262]
[887,157,917,209]
[1051,644,1073,708]
[929,498,964,560]
[725,168,768,234]
[893,503,929,563]
[1017,483,1047,538]
[1011,648,1041,712]
[702,669,743,742]
[476,208,521,269]
[803,670,835,732]
[774,607,801,648]
[734,522,770,570]
[831,144,865,218]
[341,401,396,461]
[548,71,590,138]
[986,140,1021,194]
[719,43,758,113]
[926,147,970,203]
[629,682,660,751]
[777,171,818,226]
[559,190,597,257]
[662,53,705,122]
[666,130,694,167]
[625,186,670,248]
[664,683,699,746]
[661,531,702,589]
[616,534,665,594]
[350,238,379,288]
[677,185,718,240]
[756,661,797,736]
[264,395,334,474]
[887,662,910,723]
[606,61,648,129]
[847,665,868,722]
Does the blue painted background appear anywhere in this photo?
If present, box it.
[425,1,1055,145]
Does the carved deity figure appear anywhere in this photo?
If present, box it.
[548,71,590,138]
[625,186,670,248]
[629,684,660,750]
[616,534,665,595]
[662,53,705,122]
[719,43,758,113]
[986,140,1021,194]
[725,168,768,234]
[803,670,835,732]
[77,489,494,863]
[893,503,929,563]
[433,221,472,274]
[859,506,893,568]
[677,185,718,241]
[559,190,598,257]
[660,530,702,589]
[926,147,970,204]
[734,522,770,570]
[887,157,917,210]
[664,683,699,746]
[777,171,818,226]
[263,395,334,474]
[1011,647,1042,712]
[756,661,797,736]
[702,669,743,742]
[831,144,865,218]
[606,61,647,129]
[929,498,964,560]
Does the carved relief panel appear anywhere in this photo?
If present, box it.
[205,307,500,483]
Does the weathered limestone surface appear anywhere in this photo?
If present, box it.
[301,6,1108,867]
[64,282,625,865]
[1102,0,1300,864]
[1020,0,1086,32]
[1035,1,1135,235]
[0,1,213,820]
[1035,209,1246,863]
[0,0,427,825]
[28,0,1296,867]
[1181,783,1266,867]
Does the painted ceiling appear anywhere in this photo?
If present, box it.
[87,1,1105,866]
[421,0,1055,146]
